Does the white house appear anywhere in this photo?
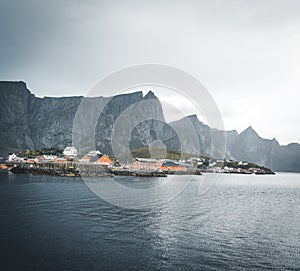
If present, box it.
[86,150,101,157]
[63,146,77,158]
[38,155,56,162]
[8,153,18,162]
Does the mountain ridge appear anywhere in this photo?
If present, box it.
[0,81,299,172]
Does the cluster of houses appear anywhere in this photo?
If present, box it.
[127,157,271,174]
[6,146,271,174]
[7,146,191,172]
[7,146,113,167]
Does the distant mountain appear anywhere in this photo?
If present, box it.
[167,116,300,172]
[227,127,300,172]
[0,81,299,172]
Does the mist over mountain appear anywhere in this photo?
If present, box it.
[0,81,299,172]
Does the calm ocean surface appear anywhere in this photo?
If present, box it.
[0,171,299,271]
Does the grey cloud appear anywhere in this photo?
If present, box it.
[0,0,299,144]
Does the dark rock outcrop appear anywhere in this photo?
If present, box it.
[0,82,165,157]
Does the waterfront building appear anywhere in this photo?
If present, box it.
[63,146,77,159]
[161,161,187,172]
[80,151,112,166]
[90,154,113,166]
[37,155,56,162]
[53,157,67,163]
[129,158,162,171]
[22,157,38,163]
[7,153,18,162]
[81,150,102,163]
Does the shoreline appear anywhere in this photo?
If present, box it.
[1,162,276,177]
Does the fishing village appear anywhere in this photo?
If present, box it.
[0,146,275,177]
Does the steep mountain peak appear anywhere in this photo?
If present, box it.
[187,114,198,120]
[240,126,259,137]
[271,138,279,145]
[143,90,157,100]
[186,114,208,126]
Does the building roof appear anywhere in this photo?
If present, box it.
[86,150,102,157]
[162,161,188,167]
[135,158,158,163]
[162,161,180,167]
[90,154,104,162]
[64,146,77,151]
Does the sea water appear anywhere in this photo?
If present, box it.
[0,172,299,270]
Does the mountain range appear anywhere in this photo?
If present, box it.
[0,81,299,172]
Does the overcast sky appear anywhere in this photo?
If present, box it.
[0,0,300,145]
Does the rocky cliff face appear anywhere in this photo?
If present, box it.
[0,81,299,172]
[0,82,35,154]
[0,82,165,157]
